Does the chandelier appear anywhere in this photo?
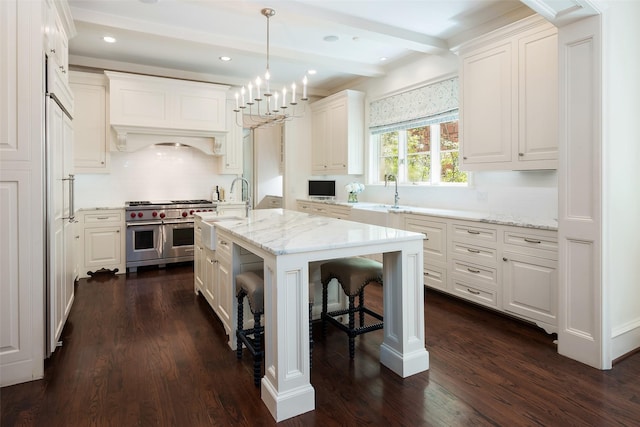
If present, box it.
[233,8,309,129]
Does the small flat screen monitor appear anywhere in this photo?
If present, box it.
[308,180,335,198]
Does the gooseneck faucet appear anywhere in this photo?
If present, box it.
[384,174,400,209]
[230,176,251,217]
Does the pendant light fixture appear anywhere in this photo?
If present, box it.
[233,8,309,129]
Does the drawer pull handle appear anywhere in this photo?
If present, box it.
[467,288,480,295]
[467,230,480,235]
[97,216,109,220]
[467,248,480,253]
[467,267,481,273]
[220,241,228,246]
[524,238,541,244]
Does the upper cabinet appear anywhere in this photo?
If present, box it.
[219,99,243,175]
[44,0,74,86]
[104,71,229,153]
[70,71,110,173]
[311,90,365,175]
[457,15,558,171]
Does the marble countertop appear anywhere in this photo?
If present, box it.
[209,209,425,256]
[299,199,558,231]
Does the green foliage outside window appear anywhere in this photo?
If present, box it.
[377,120,466,184]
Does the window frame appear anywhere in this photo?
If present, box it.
[371,119,468,187]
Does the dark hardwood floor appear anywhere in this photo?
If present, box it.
[2,263,639,426]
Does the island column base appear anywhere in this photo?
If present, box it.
[261,379,315,422]
[380,344,430,377]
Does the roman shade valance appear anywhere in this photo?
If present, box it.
[369,76,458,135]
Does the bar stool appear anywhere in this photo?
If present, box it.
[320,257,384,359]
[236,271,315,387]
[235,271,265,386]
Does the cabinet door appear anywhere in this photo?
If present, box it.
[220,99,243,174]
[204,250,217,308]
[517,28,558,163]
[502,251,557,327]
[71,81,108,172]
[311,107,328,173]
[84,227,122,270]
[327,100,348,172]
[194,243,205,294]
[460,41,514,167]
[215,238,233,332]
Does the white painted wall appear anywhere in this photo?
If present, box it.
[601,0,640,359]
[74,145,237,208]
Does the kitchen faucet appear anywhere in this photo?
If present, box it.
[384,174,400,209]
[230,176,251,217]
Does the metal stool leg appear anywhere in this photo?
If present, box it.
[348,295,356,359]
[253,312,262,387]
[236,292,245,360]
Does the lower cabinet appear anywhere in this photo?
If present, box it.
[297,200,352,219]
[501,228,558,333]
[78,209,125,278]
[401,212,558,333]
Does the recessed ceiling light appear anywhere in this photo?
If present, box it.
[380,57,388,62]
[139,0,159,4]
[323,35,339,42]
[219,56,232,62]
[103,36,116,43]
[307,70,317,75]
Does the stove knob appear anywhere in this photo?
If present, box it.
[130,212,136,219]
[159,212,166,219]
[196,209,201,212]
[182,211,188,218]
[137,212,143,218]
[152,211,158,217]
[189,210,194,215]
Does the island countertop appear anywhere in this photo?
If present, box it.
[208,208,425,256]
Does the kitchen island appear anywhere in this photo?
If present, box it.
[211,209,428,421]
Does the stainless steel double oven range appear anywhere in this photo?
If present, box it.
[125,200,215,272]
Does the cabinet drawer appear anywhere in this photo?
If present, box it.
[405,217,447,263]
[503,230,557,253]
[451,279,498,308]
[84,211,122,223]
[216,236,232,261]
[452,260,497,284]
[424,264,447,292]
[452,222,497,244]
[451,241,496,263]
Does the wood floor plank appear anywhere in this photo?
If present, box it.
[2,264,639,426]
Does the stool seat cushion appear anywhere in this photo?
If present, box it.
[321,257,383,296]
[236,271,265,314]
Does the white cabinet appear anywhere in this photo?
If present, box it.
[70,71,110,173]
[78,209,125,278]
[311,90,365,175]
[502,228,558,332]
[194,220,205,294]
[404,214,448,292]
[458,15,558,171]
[44,0,74,88]
[448,221,500,309]
[297,200,352,219]
[220,100,243,174]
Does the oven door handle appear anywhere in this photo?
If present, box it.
[126,221,161,227]
[163,220,194,226]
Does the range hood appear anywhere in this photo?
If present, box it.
[111,125,226,156]
[105,71,231,156]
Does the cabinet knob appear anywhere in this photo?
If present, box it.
[50,48,56,54]
[116,230,120,233]
[503,257,508,262]
[463,156,468,160]
[519,153,524,156]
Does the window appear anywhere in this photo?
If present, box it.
[375,119,467,185]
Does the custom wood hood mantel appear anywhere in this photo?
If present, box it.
[105,71,230,154]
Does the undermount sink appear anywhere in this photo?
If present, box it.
[201,216,244,250]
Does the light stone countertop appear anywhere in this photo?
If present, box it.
[207,208,425,256]
[299,199,558,231]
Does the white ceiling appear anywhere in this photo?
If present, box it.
[68,0,535,95]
